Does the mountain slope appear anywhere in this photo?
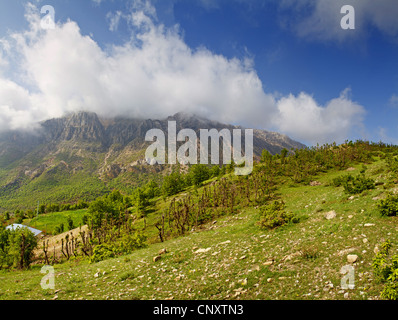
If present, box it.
[1,146,398,301]
[0,111,306,211]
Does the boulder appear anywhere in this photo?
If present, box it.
[347,254,358,264]
[325,210,337,220]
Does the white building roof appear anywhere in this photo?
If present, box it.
[6,224,42,236]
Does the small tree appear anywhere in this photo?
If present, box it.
[162,171,185,196]
[66,215,75,230]
[136,189,149,228]
[187,164,210,186]
[8,228,38,269]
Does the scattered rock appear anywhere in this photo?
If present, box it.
[344,292,349,299]
[364,223,375,227]
[239,255,247,260]
[322,281,334,292]
[346,167,356,171]
[325,210,337,220]
[347,254,358,264]
[153,256,162,262]
[282,251,302,261]
[218,240,231,245]
[194,248,211,254]
[158,248,168,255]
[94,272,100,278]
[337,248,357,256]
[348,196,355,200]
[267,278,273,283]
[250,264,260,272]
[263,260,274,266]
[310,181,322,186]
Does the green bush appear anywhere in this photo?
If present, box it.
[162,171,185,196]
[332,174,353,187]
[372,240,398,300]
[257,200,299,230]
[332,174,375,194]
[90,243,118,263]
[377,194,398,216]
[186,164,211,186]
[89,232,147,263]
[118,232,147,254]
[386,155,398,174]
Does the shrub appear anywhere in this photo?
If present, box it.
[332,174,375,194]
[162,171,185,196]
[300,245,320,260]
[386,155,398,174]
[344,174,375,194]
[90,243,117,263]
[55,223,64,234]
[372,240,398,300]
[89,232,147,263]
[377,194,398,216]
[332,174,353,187]
[118,232,147,254]
[186,164,211,186]
[257,200,299,230]
[66,215,74,230]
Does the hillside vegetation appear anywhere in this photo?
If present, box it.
[1,141,398,300]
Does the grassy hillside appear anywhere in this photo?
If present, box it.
[26,209,88,235]
[1,141,398,300]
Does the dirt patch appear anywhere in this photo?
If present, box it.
[34,225,89,262]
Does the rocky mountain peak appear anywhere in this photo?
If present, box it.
[61,111,105,142]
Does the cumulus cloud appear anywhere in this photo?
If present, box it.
[0,1,366,146]
[274,89,365,145]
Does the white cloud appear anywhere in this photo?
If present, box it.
[107,11,122,32]
[280,0,398,42]
[0,2,367,146]
[389,94,398,108]
[274,89,365,145]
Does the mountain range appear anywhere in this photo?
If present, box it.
[0,111,306,211]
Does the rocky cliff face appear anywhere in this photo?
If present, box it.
[0,111,306,206]
[0,111,307,210]
[13,111,305,155]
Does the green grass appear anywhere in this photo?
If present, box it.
[25,209,88,235]
[1,202,396,300]
[2,156,398,300]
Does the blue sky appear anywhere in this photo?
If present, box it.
[0,0,398,146]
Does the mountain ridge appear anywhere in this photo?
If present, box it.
[0,111,306,210]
